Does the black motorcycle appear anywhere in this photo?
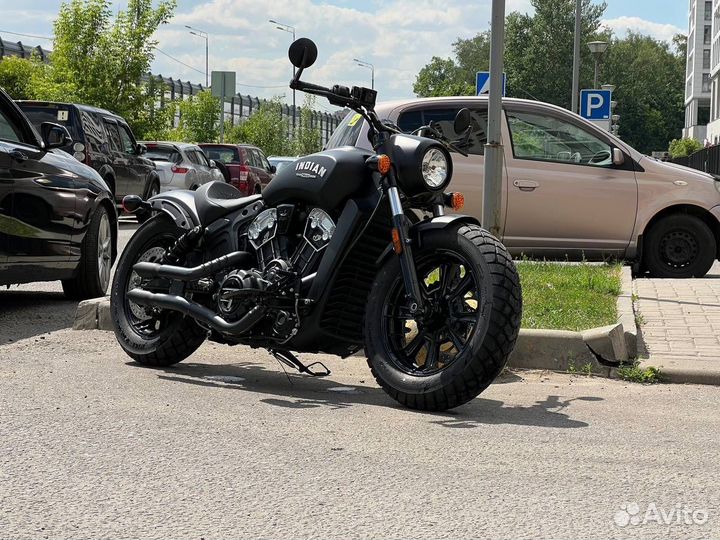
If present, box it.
[110,38,522,411]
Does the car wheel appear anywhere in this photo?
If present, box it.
[62,205,113,299]
[137,181,159,224]
[643,214,716,278]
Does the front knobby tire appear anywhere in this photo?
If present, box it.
[364,224,522,411]
[111,215,206,367]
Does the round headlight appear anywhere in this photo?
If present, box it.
[421,147,448,189]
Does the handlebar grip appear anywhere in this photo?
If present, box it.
[332,85,351,97]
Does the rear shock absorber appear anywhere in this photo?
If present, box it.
[162,226,203,265]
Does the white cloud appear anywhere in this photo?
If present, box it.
[150,0,498,106]
[602,16,684,44]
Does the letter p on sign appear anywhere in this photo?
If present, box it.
[579,89,612,120]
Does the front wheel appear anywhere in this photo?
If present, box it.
[643,214,716,278]
[364,224,522,411]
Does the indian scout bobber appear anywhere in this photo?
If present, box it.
[110,38,523,411]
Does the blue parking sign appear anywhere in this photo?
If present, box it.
[580,89,612,120]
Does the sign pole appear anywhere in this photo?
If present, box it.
[483,0,506,238]
[571,0,581,113]
[220,72,225,143]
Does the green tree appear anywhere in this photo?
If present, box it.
[668,137,703,158]
[503,0,606,106]
[291,95,322,155]
[47,0,175,131]
[602,32,685,154]
[0,56,44,99]
[168,90,220,143]
[225,97,291,156]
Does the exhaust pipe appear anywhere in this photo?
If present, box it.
[133,251,253,281]
[127,289,267,335]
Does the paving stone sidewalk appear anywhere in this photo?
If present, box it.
[633,261,720,383]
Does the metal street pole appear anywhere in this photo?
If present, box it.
[483,0,506,238]
[571,0,581,113]
[593,58,599,89]
[270,20,296,129]
[353,58,375,89]
[186,26,209,87]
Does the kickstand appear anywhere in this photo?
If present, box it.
[269,349,331,377]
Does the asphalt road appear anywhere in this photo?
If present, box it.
[1,221,719,539]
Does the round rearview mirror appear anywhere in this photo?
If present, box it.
[454,108,472,134]
[288,38,318,69]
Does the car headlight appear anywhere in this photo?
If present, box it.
[422,147,449,189]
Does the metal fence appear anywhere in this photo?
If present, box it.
[148,74,342,143]
[672,146,720,173]
[1,35,342,144]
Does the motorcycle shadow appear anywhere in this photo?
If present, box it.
[142,360,598,429]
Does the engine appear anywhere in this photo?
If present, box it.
[213,205,336,342]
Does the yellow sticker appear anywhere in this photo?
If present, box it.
[347,113,362,127]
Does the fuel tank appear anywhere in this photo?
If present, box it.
[262,147,371,209]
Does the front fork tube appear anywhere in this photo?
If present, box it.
[387,186,425,313]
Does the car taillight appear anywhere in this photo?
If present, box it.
[172,165,188,173]
[238,164,250,181]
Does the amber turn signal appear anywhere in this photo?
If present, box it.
[377,154,391,176]
[391,227,403,254]
[445,192,465,211]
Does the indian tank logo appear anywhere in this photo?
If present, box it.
[295,161,327,179]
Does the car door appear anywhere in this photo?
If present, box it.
[0,95,77,277]
[257,151,275,185]
[247,148,268,190]
[502,106,638,258]
[189,148,213,184]
[103,119,133,199]
[117,123,151,197]
[393,103,494,221]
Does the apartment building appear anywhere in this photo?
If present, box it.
[707,0,720,141]
[684,0,712,141]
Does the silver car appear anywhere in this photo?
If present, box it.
[142,141,224,192]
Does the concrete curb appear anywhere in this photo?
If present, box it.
[74,296,113,331]
[617,266,638,358]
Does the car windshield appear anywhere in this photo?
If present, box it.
[269,158,294,172]
[325,111,364,149]
[18,104,79,141]
[144,146,181,163]
[202,146,239,164]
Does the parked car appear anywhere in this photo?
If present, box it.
[327,96,720,278]
[198,143,275,196]
[0,88,118,299]
[268,155,297,173]
[16,100,161,205]
[142,141,225,192]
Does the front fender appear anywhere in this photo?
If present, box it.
[375,214,481,266]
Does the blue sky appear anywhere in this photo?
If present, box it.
[2,1,689,109]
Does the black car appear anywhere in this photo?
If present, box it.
[16,101,160,205]
[0,88,118,299]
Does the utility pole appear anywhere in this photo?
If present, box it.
[186,25,209,88]
[571,0,581,113]
[354,58,375,89]
[270,20,296,129]
[483,0,506,238]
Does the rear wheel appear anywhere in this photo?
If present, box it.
[643,214,716,278]
[365,224,522,411]
[111,216,205,366]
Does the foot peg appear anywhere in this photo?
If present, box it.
[270,349,331,377]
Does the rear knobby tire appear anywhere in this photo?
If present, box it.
[364,224,522,411]
[111,215,206,367]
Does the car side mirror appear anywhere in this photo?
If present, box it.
[136,143,147,155]
[209,159,217,169]
[41,122,72,149]
[270,165,277,174]
[612,148,625,166]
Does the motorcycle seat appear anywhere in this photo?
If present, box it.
[194,181,262,224]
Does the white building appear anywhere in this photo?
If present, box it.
[684,0,712,141]
[706,0,720,141]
